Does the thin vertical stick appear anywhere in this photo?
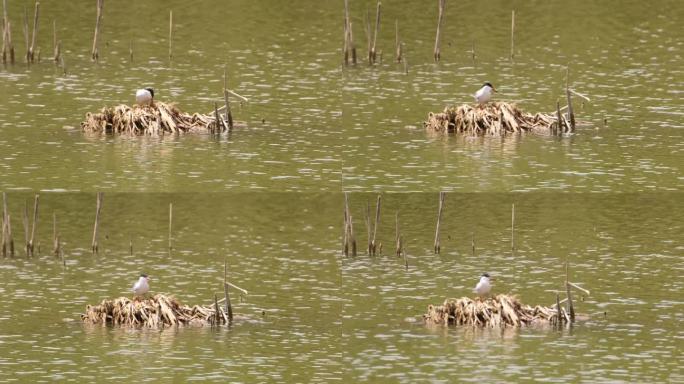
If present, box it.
[556,293,562,325]
[510,10,515,60]
[223,90,234,131]
[22,6,28,63]
[6,214,13,256]
[370,0,380,64]
[213,102,222,133]
[364,8,371,64]
[471,231,475,256]
[91,192,102,254]
[371,194,381,255]
[565,67,575,131]
[213,294,220,325]
[52,211,60,256]
[91,0,103,62]
[28,1,38,63]
[343,194,349,256]
[565,261,575,322]
[394,211,401,256]
[129,233,133,255]
[394,19,402,63]
[403,240,408,270]
[1,0,7,64]
[224,258,233,322]
[433,191,445,254]
[128,39,133,63]
[433,0,446,62]
[555,100,563,135]
[343,0,349,65]
[52,19,60,63]
[510,203,515,251]
[1,192,6,256]
[471,39,475,61]
[28,194,38,256]
[168,10,172,60]
[168,202,172,252]
[349,214,357,256]
[364,200,371,255]
[22,200,28,256]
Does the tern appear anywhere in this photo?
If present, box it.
[473,272,492,297]
[135,87,155,106]
[132,273,151,298]
[474,82,497,104]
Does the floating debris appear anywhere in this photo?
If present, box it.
[424,102,562,135]
[81,102,230,135]
[423,294,567,327]
[81,294,229,327]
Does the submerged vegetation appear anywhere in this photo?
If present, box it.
[423,295,568,327]
[82,294,229,327]
[424,102,565,136]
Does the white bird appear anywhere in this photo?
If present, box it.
[132,273,150,297]
[473,272,492,297]
[135,87,155,106]
[474,82,497,104]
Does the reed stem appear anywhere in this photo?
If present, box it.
[28,194,38,256]
[433,191,445,253]
[224,258,233,322]
[168,10,172,60]
[28,0,38,63]
[91,192,102,254]
[394,19,401,63]
[91,0,103,62]
[433,0,446,62]
[370,1,381,64]
[168,202,172,252]
[371,194,381,255]
[510,203,515,251]
[510,10,515,60]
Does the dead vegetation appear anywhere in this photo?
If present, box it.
[423,294,568,327]
[424,102,564,136]
[81,102,229,135]
[81,294,229,327]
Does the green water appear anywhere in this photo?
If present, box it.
[0,0,682,382]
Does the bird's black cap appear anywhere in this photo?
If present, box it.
[140,273,148,278]
[144,87,154,98]
[483,82,494,88]
[481,272,491,278]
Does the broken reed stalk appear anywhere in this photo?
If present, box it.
[471,231,475,256]
[52,19,60,63]
[394,211,401,256]
[21,6,27,63]
[510,10,515,60]
[371,194,381,255]
[403,241,408,270]
[555,293,562,326]
[91,0,103,62]
[224,258,233,322]
[364,200,371,255]
[343,193,357,256]
[129,233,133,255]
[168,10,172,60]
[343,0,349,65]
[511,203,515,251]
[565,261,575,322]
[363,8,370,64]
[28,194,38,256]
[213,102,222,134]
[28,0,38,63]
[52,211,59,256]
[433,0,445,62]
[91,192,102,254]
[223,90,234,130]
[22,200,28,256]
[433,191,445,254]
[1,192,14,257]
[369,0,380,64]
[2,0,16,64]
[394,19,401,63]
[555,100,563,135]
[168,202,172,252]
[128,39,132,63]
[565,67,575,131]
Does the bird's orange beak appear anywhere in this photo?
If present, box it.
[492,87,498,93]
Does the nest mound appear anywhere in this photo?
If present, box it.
[425,102,561,135]
[81,102,228,135]
[423,294,566,327]
[81,294,229,327]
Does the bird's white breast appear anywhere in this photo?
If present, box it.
[136,89,152,105]
[474,86,492,103]
[132,277,149,295]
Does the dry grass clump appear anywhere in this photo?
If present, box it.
[423,294,566,327]
[82,294,228,327]
[81,102,224,135]
[424,102,558,135]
